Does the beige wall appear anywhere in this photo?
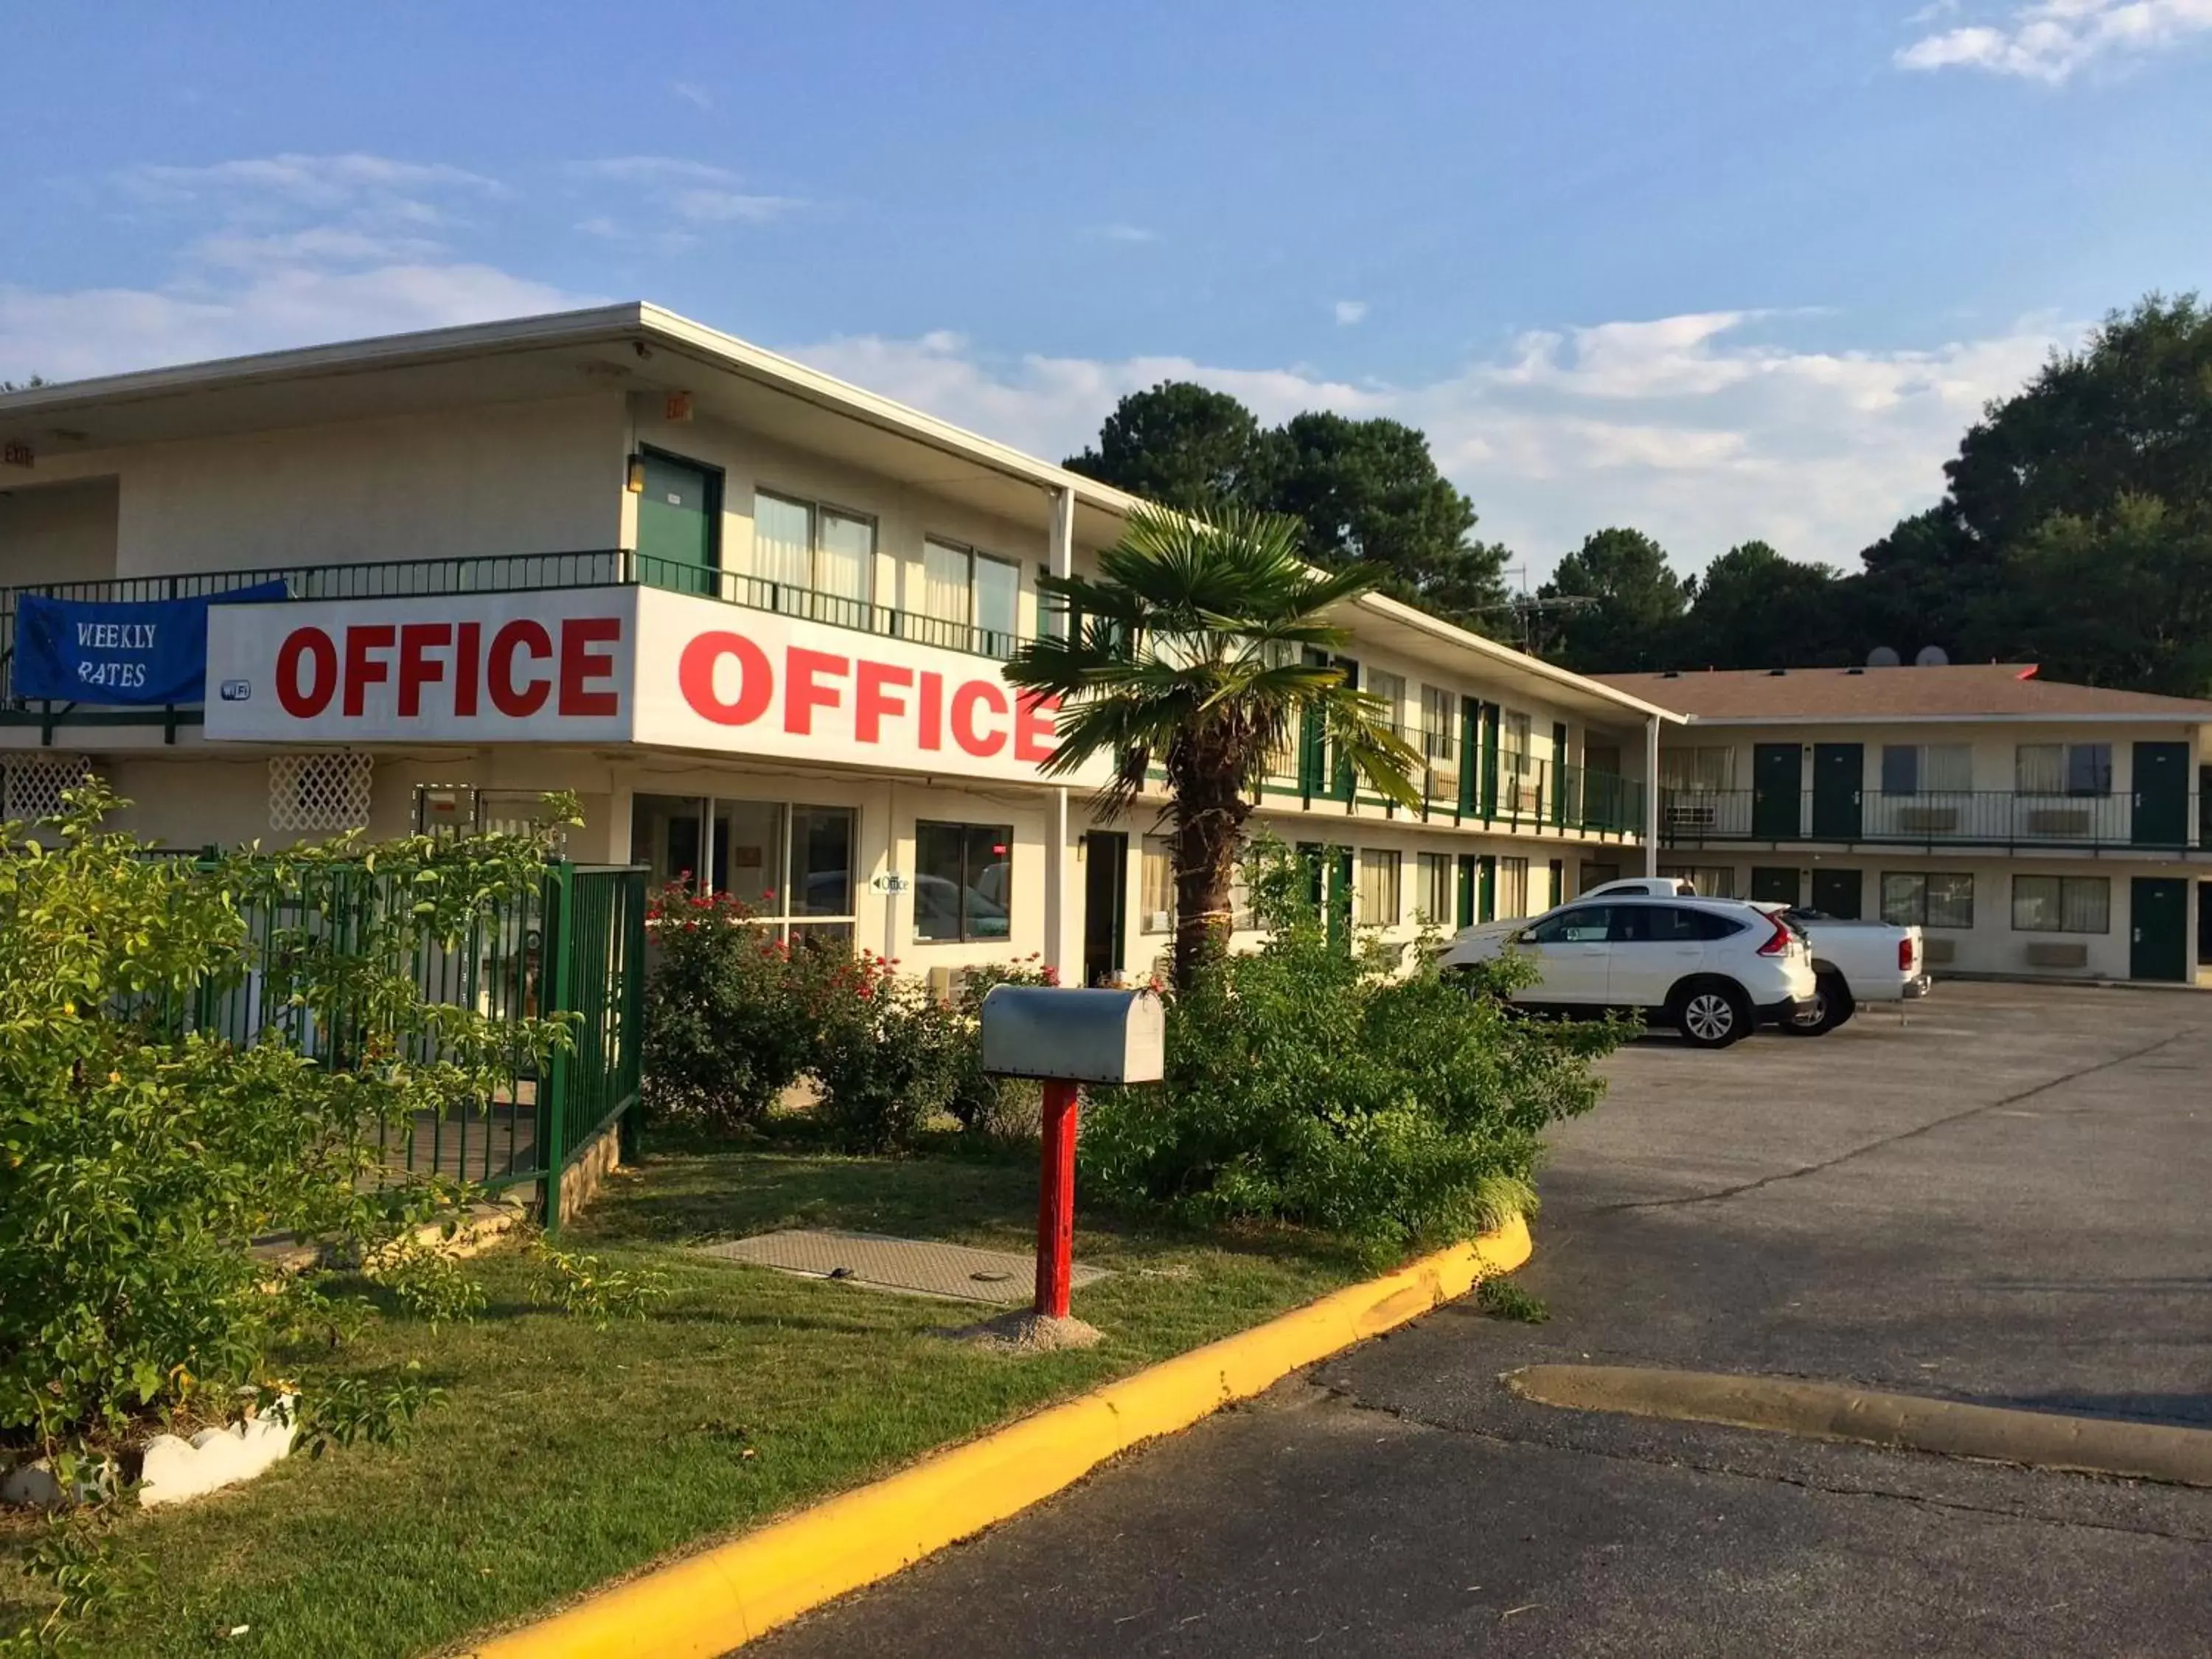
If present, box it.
[91,393,627,579]
[1662,720,2208,796]
[0,476,119,586]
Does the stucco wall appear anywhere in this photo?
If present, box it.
[0,476,119,587]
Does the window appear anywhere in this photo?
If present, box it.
[750,490,876,606]
[1496,855,1530,918]
[1415,852,1454,925]
[914,821,1012,942]
[1420,686,1458,764]
[1140,835,1175,934]
[1615,905,1742,942]
[1658,863,1738,900]
[630,796,859,942]
[1500,711,1539,810]
[1357,849,1402,926]
[1881,744,1972,795]
[919,537,1020,653]
[1365,670,1407,742]
[1525,905,1610,945]
[2011,874,2109,933]
[1880,871,1975,930]
[1659,747,1736,792]
[2016,742,2111,797]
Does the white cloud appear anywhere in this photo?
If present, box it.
[568,156,736,184]
[669,188,804,223]
[1088,223,1157,244]
[568,157,807,230]
[0,153,588,382]
[784,313,2067,576]
[1897,0,2212,81]
[1332,299,1369,326]
[670,80,713,110]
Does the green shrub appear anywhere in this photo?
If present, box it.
[1080,838,1621,1255]
[640,888,838,1127]
[945,956,1057,1144]
[811,953,964,1152]
[0,785,572,1456]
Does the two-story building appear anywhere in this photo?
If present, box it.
[0,303,1672,985]
[1601,664,2212,984]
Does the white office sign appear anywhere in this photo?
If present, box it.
[205,585,1107,788]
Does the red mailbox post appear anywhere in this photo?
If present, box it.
[978,987,1166,1324]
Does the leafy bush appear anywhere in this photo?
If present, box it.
[1080,837,1621,1256]
[811,952,965,1152]
[946,956,1057,1144]
[529,1239,672,1328]
[0,785,573,1458]
[640,888,839,1127]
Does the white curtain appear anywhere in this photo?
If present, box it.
[816,509,874,603]
[750,494,813,589]
[920,539,970,625]
[1924,745,1974,792]
[2015,744,2065,794]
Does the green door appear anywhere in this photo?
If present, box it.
[1298,650,1332,796]
[1750,866,1801,905]
[1477,854,1498,922]
[1752,744,1802,839]
[1811,744,1864,840]
[2130,877,2188,981]
[1455,854,1477,928]
[1811,867,1863,919]
[636,451,720,595]
[2131,742,2190,847]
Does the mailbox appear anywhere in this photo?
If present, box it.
[979,986,1165,1085]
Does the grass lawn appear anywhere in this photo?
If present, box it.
[1,1141,1374,1658]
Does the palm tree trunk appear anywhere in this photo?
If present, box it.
[1169,779,1249,994]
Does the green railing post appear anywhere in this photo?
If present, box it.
[538,859,577,1234]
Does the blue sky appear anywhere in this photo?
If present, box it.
[4,0,2209,577]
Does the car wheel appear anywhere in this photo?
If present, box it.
[1780,970,1854,1037]
[1672,981,1751,1048]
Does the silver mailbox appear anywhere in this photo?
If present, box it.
[979,987,1166,1085]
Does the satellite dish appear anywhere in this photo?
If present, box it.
[1915,645,1950,667]
[1866,646,1902,668]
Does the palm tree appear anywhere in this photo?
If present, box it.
[1006,505,1423,991]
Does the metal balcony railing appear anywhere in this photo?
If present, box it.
[1659,787,2208,852]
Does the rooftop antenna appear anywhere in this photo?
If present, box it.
[1474,566,1598,653]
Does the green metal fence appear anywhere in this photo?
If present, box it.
[151,855,647,1228]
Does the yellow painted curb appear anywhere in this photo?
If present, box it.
[465,1212,1531,1659]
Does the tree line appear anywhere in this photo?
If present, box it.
[1068,293,2212,698]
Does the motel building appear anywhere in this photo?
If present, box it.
[0,304,1672,986]
[1600,665,2212,984]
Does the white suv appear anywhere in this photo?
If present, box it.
[1439,896,1818,1048]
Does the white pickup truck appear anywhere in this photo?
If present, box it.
[1582,878,1930,1034]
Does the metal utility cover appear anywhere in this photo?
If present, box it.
[693,1228,1110,1305]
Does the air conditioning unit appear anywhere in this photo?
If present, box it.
[2023,941,2090,970]
[1921,936,1956,966]
[1666,801,1719,832]
[1427,766,1460,799]
[2026,808,2093,837]
[1897,806,1958,834]
[1144,910,1172,933]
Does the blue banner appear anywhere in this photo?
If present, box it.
[12,582,288,706]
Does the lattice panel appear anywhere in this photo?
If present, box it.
[268,751,375,833]
[3,754,95,823]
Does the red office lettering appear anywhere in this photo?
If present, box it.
[342,624,396,718]
[678,630,773,726]
[918,670,945,750]
[558,616,622,717]
[951,679,1009,758]
[454,621,481,716]
[785,647,849,736]
[276,627,337,719]
[1014,691,1059,764]
[488,619,553,717]
[855,660,914,743]
[396,622,452,718]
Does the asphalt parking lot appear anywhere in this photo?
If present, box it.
[757,981,2212,1658]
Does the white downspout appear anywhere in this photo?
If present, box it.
[1044,485,1077,980]
[1642,714,1661,877]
